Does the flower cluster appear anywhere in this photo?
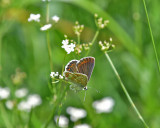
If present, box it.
[99,38,115,52]
[92,97,115,113]
[11,68,26,86]
[73,21,84,36]
[54,115,69,128]
[40,24,52,31]
[28,13,60,31]
[28,14,40,22]
[18,94,42,112]
[50,72,64,79]
[0,87,10,100]
[66,106,87,122]
[61,39,76,54]
[52,15,60,23]
[95,13,109,29]
[82,43,92,50]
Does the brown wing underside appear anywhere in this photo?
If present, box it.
[77,57,95,80]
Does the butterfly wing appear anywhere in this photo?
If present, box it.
[77,57,95,80]
[65,60,78,73]
[64,71,88,88]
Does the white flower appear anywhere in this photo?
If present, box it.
[50,72,60,78]
[66,107,87,122]
[74,124,91,128]
[52,15,60,23]
[0,87,10,100]
[54,115,69,128]
[61,40,76,54]
[62,39,69,45]
[27,94,42,107]
[15,88,28,98]
[18,94,42,112]
[59,75,63,79]
[50,72,55,78]
[40,24,52,31]
[5,100,14,110]
[42,0,51,1]
[92,97,115,113]
[28,14,40,22]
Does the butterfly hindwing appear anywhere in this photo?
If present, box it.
[64,71,88,88]
[77,57,95,80]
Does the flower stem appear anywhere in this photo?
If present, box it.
[142,0,160,74]
[0,103,13,128]
[104,52,149,128]
[46,1,49,23]
[46,31,53,71]
[45,2,53,71]
[0,36,2,80]
[85,30,99,56]
[78,34,80,45]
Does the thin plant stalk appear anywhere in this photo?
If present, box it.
[46,1,49,23]
[78,34,80,45]
[46,30,53,71]
[0,36,2,80]
[44,85,69,128]
[0,103,13,128]
[104,52,149,128]
[45,2,53,71]
[142,0,160,74]
[85,30,99,56]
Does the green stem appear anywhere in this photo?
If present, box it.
[78,34,80,45]
[142,0,160,74]
[85,30,99,56]
[44,85,69,128]
[0,103,13,128]
[61,53,67,75]
[46,31,53,71]
[44,105,57,128]
[104,52,149,128]
[0,36,2,81]
[46,1,49,23]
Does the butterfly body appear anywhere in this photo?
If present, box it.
[64,57,95,91]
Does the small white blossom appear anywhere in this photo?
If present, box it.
[59,75,63,79]
[27,94,42,107]
[50,72,55,78]
[28,14,40,22]
[15,88,28,98]
[66,107,87,122]
[18,94,42,112]
[5,100,14,110]
[54,115,69,128]
[74,124,91,128]
[62,39,69,45]
[40,24,52,31]
[61,39,76,54]
[50,72,60,78]
[52,15,60,23]
[92,97,115,113]
[0,87,10,100]
[109,37,112,42]
[55,72,59,76]
[42,0,51,1]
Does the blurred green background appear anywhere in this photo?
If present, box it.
[0,0,160,127]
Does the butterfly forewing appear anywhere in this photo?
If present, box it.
[65,60,78,73]
[77,57,95,80]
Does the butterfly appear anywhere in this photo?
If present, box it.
[63,57,95,91]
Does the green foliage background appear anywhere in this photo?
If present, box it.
[0,0,160,127]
